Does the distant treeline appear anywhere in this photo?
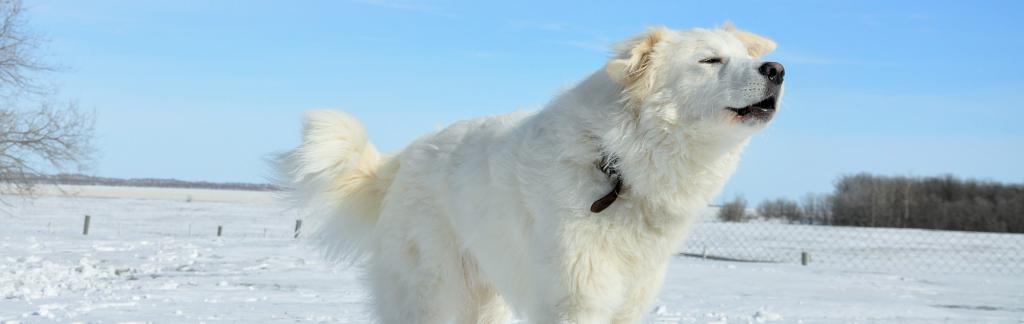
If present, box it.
[720,174,1024,233]
[26,173,279,191]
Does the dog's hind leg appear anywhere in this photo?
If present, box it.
[454,280,512,324]
[370,199,476,324]
[370,242,454,324]
[447,249,512,324]
[475,293,513,324]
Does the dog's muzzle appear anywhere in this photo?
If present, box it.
[727,62,784,123]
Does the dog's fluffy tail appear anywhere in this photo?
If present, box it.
[277,110,396,263]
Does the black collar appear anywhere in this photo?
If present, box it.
[590,152,622,213]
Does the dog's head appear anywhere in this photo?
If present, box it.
[605,23,784,136]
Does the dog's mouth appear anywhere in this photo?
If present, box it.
[726,96,777,122]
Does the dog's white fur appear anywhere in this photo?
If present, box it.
[282,24,781,323]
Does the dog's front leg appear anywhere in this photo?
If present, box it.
[560,247,629,324]
[566,307,615,324]
[609,265,668,324]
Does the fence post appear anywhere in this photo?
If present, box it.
[801,251,810,266]
[83,215,91,235]
[217,225,223,237]
[294,220,303,239]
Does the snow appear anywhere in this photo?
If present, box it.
[1,187,1022,323]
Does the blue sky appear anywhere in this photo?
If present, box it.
[29,0,1024,203]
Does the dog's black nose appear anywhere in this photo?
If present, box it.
[758,62,785,85]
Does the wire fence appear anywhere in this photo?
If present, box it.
[10,194,1024,275]
[31,216,304,240]
[680,213,1024,275]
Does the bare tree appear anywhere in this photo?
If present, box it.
[756,198,802,223]
[800,193,832,225]
[829,173,1024,233]
[0,0,94,195]
[0,0,48,95]
[717,196,749,222]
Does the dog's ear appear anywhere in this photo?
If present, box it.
[605,27,669,106]
[722,22,777,58]
[605,27,668,92]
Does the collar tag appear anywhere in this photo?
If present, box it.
[590,153,622,213]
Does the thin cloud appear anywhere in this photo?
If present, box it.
[464,50,496,59]
[772,51,892,67]
[351,0,456,18]
[774,53,842,65]
[508,20,571,32]
[907,12,932,21]
[559,40,610,53]
[506,20,613,54]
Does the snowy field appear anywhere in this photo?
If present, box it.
[2,186,1022,323]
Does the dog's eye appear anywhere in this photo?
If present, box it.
[699,57,724,64]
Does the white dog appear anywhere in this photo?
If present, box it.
[281,23,783,324]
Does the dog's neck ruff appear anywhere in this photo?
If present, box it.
[590,152,622,213]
